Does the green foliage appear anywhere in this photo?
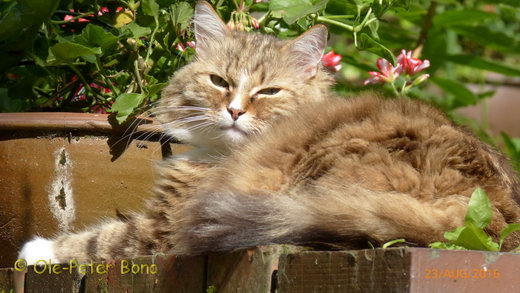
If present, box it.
[1,0,519,161]
[430,188,520,252]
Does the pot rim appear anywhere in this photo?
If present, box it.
[0,112,160,134]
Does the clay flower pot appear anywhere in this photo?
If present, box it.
[0,113,189,267]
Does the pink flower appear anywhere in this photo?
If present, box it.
[397,50,430,75]
[90,102,113,114]
[176,43,186,52]
[322,50,342,72]
[63,9,89,22]
[364,58,402,85]
[186,41,196,49]
[251,18,260,29]
[98,7,109,16]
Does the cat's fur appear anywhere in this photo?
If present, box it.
[20,1,520,263]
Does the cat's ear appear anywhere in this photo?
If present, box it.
[286,25,328,79]
[193,1,229,56]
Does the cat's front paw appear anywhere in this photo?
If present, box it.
[18,237,59,265]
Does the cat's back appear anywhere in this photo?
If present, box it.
[224,94,519,210]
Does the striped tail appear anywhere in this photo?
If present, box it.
[171,185,499,254]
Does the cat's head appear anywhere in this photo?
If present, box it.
[159,1,333,151]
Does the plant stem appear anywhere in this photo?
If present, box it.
[69,65,92,93]
[69,65,104,100]
[316,16,354,31]
[94,57,119,95]
[415,1,437,51]
[145,17,160,64]
[390,82,401,98]
[257,10,271,25]
[320,15,355,20]
[133,59,145,93]
[357,8,372,31]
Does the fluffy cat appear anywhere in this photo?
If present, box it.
[19,1,520,264]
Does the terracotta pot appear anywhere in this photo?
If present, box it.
[0,113,190,268]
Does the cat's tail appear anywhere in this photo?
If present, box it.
[19,213,162,264]
[172,185,476,254]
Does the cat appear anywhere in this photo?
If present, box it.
[19,1,520,264]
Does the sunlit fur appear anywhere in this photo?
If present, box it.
[19,1,520,264]
[158,29,332,160]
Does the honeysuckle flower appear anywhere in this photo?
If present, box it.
[322,50,342,72]
[186,41,196,49]
[176,43,186,52]
[251,18,260,29]
[364,58,402,85]
[411,73,430,86]
[98,7,109,16]
[397,50,430,75]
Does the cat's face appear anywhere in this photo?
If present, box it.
[158,2,333,151]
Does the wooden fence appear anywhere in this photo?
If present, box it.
[1,246,519,293]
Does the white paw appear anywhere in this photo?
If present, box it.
[18,237,59,265]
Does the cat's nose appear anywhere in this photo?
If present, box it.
[227,107,246,121]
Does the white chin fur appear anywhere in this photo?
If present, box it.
[19,237,59,265]
[224,128,247,144]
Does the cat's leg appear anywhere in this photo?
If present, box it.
[19,159,213,263]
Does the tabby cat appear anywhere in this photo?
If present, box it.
[20,1,520,263]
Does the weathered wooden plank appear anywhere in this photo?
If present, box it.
[25,263,83,293]
[207,245,304,293]
[277,248,411,293]
[0,268,15,293]
[82,255,206,293]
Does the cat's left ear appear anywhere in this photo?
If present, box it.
[193,1,229,57]
[286,25,328,79]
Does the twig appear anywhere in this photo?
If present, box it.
[414,1,438,53]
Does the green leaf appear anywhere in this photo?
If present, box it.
[111,93,146,124]
[429,241,467,250]
[501,133,520,154]
[431,77,478,107]
[446,55,520,77]
[443,226,466,241]
[358,33,396,65]
[270,0,329,25]
[465,187,492,229]
[450,25,520,54]
[142,0,159,16]
[0,88,23,112]
[147,82,167,96]
[499,223,520,250]
[119,22,152,39]
[452,224,499,251]
[382,238,405,248]
[18,0,60,18]
[501,132,520,172]
[170,2,194,30]
[48,42,102,63]
[433,9,497,26]
[74,24,118,52]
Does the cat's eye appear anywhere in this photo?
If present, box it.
[257,88,281,95]
[210,74,229,88]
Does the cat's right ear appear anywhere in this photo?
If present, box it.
[193,1,229,57]
[286,25,328,79]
